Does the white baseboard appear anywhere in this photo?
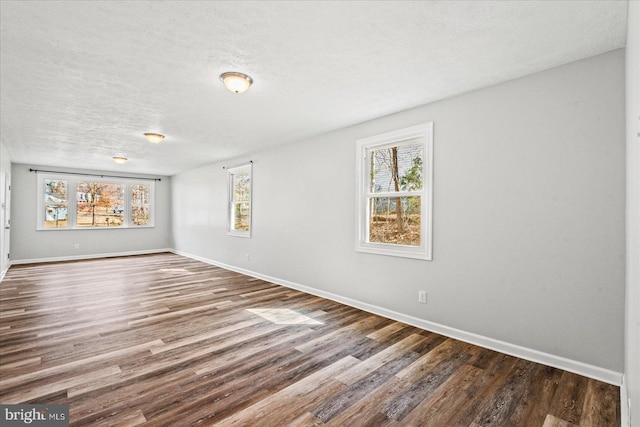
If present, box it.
[3,248,624,387]
[0,266,8,283]
[172,249,623,387]
[621,374,630,427]
[9,248,173,266]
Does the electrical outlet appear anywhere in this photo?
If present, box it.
[246,253,250,260]
[418,291,427,304]
[74,243,80,249]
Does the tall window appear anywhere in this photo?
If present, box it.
[44,179,68,228]
[227,164,252,237]
[37,173,155,230]
[131,184,151,226]
[356,123,433,260]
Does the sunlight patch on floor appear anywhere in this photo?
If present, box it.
[247,308,323,325]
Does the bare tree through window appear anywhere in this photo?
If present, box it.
[357,122,433,260]
[44,179,68,228]
[76,182,124,227]
[228,164,252,237]
[131,184,150,226]
[369,143,423,246]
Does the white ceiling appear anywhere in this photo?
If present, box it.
[0,1,628,176]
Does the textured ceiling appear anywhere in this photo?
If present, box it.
[0,1,628,176]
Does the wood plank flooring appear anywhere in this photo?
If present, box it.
[0,253,620,426]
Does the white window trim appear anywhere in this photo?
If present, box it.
[355,122,433,261]
[37,173,155,230]
[227,163,252,238]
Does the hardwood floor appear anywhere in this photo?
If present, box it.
[0,253,619,426]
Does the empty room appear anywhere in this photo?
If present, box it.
[1,1,638,426]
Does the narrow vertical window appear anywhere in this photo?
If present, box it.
[44,179,68,228]
[356,123,433,260]
[131,184,151,226]
[227,164,252,237]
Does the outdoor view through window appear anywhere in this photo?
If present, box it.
[76,182,124,227]
[369,142,423,246]
[131,184,151,226]
[44,179,68,228]
[228,164,252,236]
[41,174,153,229]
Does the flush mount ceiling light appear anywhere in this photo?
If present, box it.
[112,155,128,164]
[144,132,165,144]
[220,72,253,94]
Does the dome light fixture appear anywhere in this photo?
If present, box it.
[144,132,165,144]
[220,71,253,94]
[112,155,128,164]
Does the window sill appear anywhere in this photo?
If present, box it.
[37,225,155,231]
[227,231,251,238]
[356,243,432,261]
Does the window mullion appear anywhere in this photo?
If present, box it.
[366,190,424,198]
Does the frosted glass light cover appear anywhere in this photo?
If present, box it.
[220,72,253,94]
[144,133,165,143]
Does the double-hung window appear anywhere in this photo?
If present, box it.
[131,184,152,226]
[227,164,252,237]
[43,178,69,229]
[356,122,433,260]
[37,173,155,229]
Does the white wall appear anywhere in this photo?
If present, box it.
[172,50,626,373]
[625,1,640,424]
[10,164,173,262]
[0,141,10,276]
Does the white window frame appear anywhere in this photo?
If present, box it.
[130,182,155,227]
[355,122,433,260]
[36,173,155,230]
[227,163,252,238]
